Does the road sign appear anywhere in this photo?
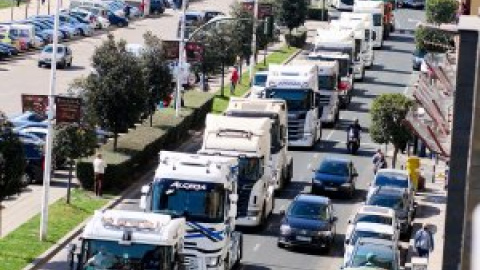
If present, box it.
[21,94,49,117]
[55,97,82,124]
[163,40,204,62]
[241,2,273,19]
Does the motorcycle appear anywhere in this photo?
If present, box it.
[347,129,360,155]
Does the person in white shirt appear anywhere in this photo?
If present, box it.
[93,153,106,197]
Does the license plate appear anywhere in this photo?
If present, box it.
[324,187,338,191]
[296,236,312,242]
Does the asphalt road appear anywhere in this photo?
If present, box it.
[38,7,426,270]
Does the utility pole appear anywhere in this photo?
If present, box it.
[10,0,14,21]
[175,0,188,117]
[248,0,259,83]
[39,0,60,241]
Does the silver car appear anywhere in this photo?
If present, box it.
[38,44,73,68]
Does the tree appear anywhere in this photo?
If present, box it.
[415,26,454,52]
[426,0,458,24]
[53,124,97,203]
[84,34,147,150]
[278,0,308,33]
[0,111,25,236]
[140,31,173,126]
[370,94,414,167]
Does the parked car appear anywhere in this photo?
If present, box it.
[70,8,110,29]
[33,18,72,40]
[401,0,425,8]
[27,19,64,41]
[250,70,268,98]
[343,238,401,270]
[0,42,19,55]
[366,186,414,236]
[38,44,73,68]
[59,13,94,36]
[312,157,358,198]
[150,0,166,14]
[203,10,225,22]
[18,136,45,185]
[0,45,10,59]
[346,205,398,242]
[278,194,337,251]
[343,222,399,265]
[413,48,427,71]
[8,111,47,127]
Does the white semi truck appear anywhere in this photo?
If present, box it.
[308,51,353,109]
[225,97,293,191]
[68,209,185,270]
[264,64,321,148]
[139,151,242,270]
[199,114,275,228]
[330,19,366,81]
[353,1,385,49]
[340,12,375,68]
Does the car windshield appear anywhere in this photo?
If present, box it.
[238,156,263,183]
[316,160,349,176]
[375,173,409,189]
[318,75,335,90]
[367,194,404,210]
[44,46,64,53]
[288,201,328,221]
[350,244,395,270]
[351,230,393,246]
[253,74,267,87]
[266,89,312,111]
[355,214,393,226]
[82,240,173,270]
[151,179,225,223]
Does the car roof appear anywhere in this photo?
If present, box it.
[354,222,394,234]
[357,205,395,217]
[372,186,406,196]
[21,127,47,133]
[255,71,268,75]
[294,194,330,205]
[376,169,409,177]
[357,237,395,248]
[322,156,351,164]
[185,11,205,16]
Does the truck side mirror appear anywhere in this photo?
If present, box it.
[67,244,77,270]
[139,195,147,210]
[141,185,150,195]
[228,205,237,218]
[229,194,238,203]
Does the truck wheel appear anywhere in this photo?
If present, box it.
[223,255,230,270]
[234,237,242,268]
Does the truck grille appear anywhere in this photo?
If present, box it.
[288,119,305,141]
[317,94,331,106]
[182,255,199,270]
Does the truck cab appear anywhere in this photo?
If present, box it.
[264,64,321,148]
[340,12,376,68]
[199,114,275,228]
[140,152,242,270]
[353,1,385,48]
[308,51,353,108]
[68,209,185,270]
[225,97,293,191]
[331,0,354,11]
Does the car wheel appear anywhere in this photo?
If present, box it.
[38,62,42,68]
[59,60,66,69]
[277,242,286,248]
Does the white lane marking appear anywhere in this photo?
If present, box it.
[253,243,261,251]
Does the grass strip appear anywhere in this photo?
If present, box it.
[211,45,299,113]
[0,189,110,270]
[0,0,13,9]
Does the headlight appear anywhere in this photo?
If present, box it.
[247,210,261,217]
[316,230,332,237]
[312,178,323,185]
[280,224,292,235]
[205,256,221,267]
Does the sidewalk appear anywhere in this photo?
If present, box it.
[0,0,71,22]
[387,152,447,270]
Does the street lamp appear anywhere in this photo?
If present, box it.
[39,0,61,241]
[0,152,4,237]
[175,0,189,117]
[248,0,259,83]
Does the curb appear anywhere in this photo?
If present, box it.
[22,174,152,270]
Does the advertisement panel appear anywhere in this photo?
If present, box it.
[21,94,48,117]
[163,40,204,62]
[55,96,82,124]
[241,2,273,19]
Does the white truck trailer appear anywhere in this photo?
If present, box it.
[340,12,375,68]
[330,19,366,81]
[68,209,185,270]
[353,1,385,49]
[225,97,293,191]
[139,151,242,270]
[199,114,275,228]
[264,64,322,148]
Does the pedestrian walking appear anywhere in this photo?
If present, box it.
[139,0,145,17]
[93,153,106,197]
[229,66,239,95]
[372,148,387,174]
[414,224,434,258]
[16,0,21,7]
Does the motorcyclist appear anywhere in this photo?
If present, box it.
[347,119,362,143]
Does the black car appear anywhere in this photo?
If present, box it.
[278,194,337,251]
[311,157,358,198]
[366,186,413,236]
[203,10,225,22]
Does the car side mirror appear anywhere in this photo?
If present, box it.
[331,216,338,223]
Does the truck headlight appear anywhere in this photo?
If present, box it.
[205,256,221,267]
[280,224,292,235]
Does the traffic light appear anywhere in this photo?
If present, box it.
[264,16,274,38]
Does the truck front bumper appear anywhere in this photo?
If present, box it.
[236,215,262,227]
[287,134,315,147]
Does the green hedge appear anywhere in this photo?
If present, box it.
[285,27,308,48]
[76,91,214,191]
[308,7,329,21]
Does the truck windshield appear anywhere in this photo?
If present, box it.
[318,75,335,90]
[354,39,361,61]
[373,13,382,27]
[151,180,225,223]
[338,59,349,77]
[81,239,172,270]
[238,156,264,183]
[253,74,268,87]
[266,89,312,111]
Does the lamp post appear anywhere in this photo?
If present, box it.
[39,0,60,241]
[175,0,188,117]
[248,0,259,83]
[0,153,4,238]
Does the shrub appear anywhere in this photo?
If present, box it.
[426,0,458,23]
[308,6,329,21]
[76,91,214,191]
[415,26,454,52]
[285,27,308,48]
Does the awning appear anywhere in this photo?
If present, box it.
[424,55,455,95]
[404,111,450,157]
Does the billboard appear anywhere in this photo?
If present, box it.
[55,97,82,124]
[21,94,49,117]
[163,40,204,62]
[241,2,273,19]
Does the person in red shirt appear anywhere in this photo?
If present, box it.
[140,0,145,17]
[230,67,239,95]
